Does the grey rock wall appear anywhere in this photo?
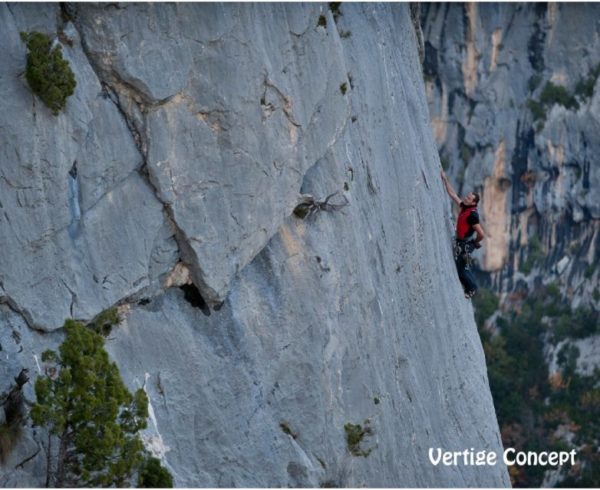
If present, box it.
[1,3,509,487]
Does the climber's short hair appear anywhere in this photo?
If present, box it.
[472,192,480,204]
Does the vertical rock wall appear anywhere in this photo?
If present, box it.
[0,3,509,487]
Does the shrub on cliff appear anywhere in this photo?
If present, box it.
[20,31,76,115]
[138,456,174,488]
[31,320,149,487]
[539,82,579,111]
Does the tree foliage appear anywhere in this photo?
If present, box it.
[20,31,76,115]
[473,285,600,487]
[31,320,149,487]
[138,456,174,488]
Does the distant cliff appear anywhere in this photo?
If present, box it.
[422,4,599,487]
[0,3,508,487]
[422,3,599,307]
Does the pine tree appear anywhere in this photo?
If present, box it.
[20,31,76,115]
[30,319,149,487]
[138,456,174,488]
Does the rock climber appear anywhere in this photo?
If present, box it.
[441,170,485,299]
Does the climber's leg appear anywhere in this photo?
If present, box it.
[455,253,477,296]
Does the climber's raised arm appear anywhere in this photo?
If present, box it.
[440,170,461,206]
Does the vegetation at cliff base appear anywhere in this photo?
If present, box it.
[30,319,171,487]
[474,286,600,487]
[520,235,545,274]
[20,31,76,115]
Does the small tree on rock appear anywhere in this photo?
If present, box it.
[138,456,174,488]
[20,31,76,115]
[31,319,149,487]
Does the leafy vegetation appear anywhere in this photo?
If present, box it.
[344,421,373,457]
[30,320,162,487]
[520,235,545,274]
[137,456,173,488]
[472,287,499,327]
[539,82,579,111]
[527,82,579,129]
[473,286,600,487]
[20,31,76,115]
[88,306,119,337]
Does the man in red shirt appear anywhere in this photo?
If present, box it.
[441,171,486,299]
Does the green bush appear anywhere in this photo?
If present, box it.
[472,288,499,327]
[539,82,579,110]
[31,320,149,487]
[477,287,600,487]
[520,235,545,274]
[344,421,373,457]
[138,457,173,488]
[20,31,76,115]
[88,306,119,337]
[527,82,579,130]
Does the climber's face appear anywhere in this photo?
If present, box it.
[463,192,477,206]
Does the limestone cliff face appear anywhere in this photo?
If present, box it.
[0,3,509,487]
[422,3,599,307]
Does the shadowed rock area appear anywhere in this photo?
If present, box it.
[0,3,509,487]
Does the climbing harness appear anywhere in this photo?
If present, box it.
[454,239,476,269]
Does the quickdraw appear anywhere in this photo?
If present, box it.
[454,240,476,269]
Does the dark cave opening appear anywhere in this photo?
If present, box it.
[179,283,211,317]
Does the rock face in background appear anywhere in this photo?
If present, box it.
[0,3,509,487]
[422,3,599,307]
[422,6,599,486]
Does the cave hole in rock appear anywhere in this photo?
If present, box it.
[179,284,211,316]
